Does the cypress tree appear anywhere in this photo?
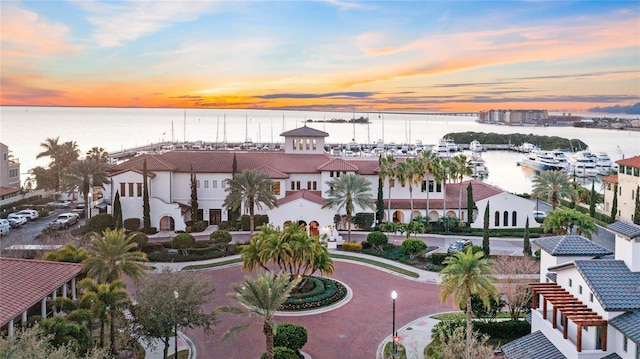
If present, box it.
[523,217,531,256]
[376,176,384,225]
[466,182,474,224]
[634,185,640,225]
[190,167,199,222]
[589,180,596,218]
[483,201,490,256]
[113,191,123,229]
[229,152,240,223]
[611,184,618,222]
[143,158,151,232]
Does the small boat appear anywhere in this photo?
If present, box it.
[469,140,483,152]
[517,142,540,153]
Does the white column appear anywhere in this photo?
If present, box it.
[41,298,47,317]
[8,319,14,337]
[62,283,67,298]
[21,311,27,328]
[71,278,77,300]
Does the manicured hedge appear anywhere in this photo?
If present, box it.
[282,277,347,311]
[341,242,362,252]
[473,320,531,341]
[431,253,449,265]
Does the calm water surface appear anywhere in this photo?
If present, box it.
[1,106,638,194]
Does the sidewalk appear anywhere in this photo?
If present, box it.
[143,330,195,359]
[376,316,441,359]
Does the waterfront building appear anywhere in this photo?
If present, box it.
[0,142,20,201]
[478,109,548,125]
[106,126,540,232]
[602,155,640,223]
[500,221,640,359]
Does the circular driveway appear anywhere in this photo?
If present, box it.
[181,261,451,359]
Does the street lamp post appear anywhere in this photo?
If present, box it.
[391,290,397,358]
[173,290,179,359]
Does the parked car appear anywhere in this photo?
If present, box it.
[7,213,28,226]
[71,204,86,216]
[447,239,472,254]
[533,210,547,219]
[0,219,10,235]
[7,218,21,228]
[47,200,72,208]
[15,209,39,220]
[48,213,80,229]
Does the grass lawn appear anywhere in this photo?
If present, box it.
[329,253,420,278]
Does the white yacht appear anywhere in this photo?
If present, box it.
[594,151,614,175]
[519,150,565,171]
[568,150,599,177]
[469,153,488,177]
[445,138,459,152]
[548,150,569,170]
[432,138,451,158]
[469,140,483,152]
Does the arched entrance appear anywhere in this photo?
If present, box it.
[428,211,439,221]
[309,221,319,236]
[159,216,175,231]
[411,210,422,220]
[298,220,307,232]
[392,211,404,223]
[445,210,457,218]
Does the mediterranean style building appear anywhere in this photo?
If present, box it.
[603,155,640,223]
[106,126,539,233]
[500,221,640,359]
[0,142,21,201]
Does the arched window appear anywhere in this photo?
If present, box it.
[503,211,509,227]
[512,211,517,227]
[494,211,500,226]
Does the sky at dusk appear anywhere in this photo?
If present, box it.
[1,0,639,113]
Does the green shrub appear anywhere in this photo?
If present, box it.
[366,231,388,250]
[274,323,308,352]
[87,213,115,234]
[431,253,449,265]
[192,220,209,232]
[123,218,141,231]
[473,320,530,341]
[171,233,195,255]
[402,238,427,259]
[261,347,298,359]
[129,231,148,247]
[341,242,362,252]
[353,212,375,230]
[240,214,269,231]
[139,242,164,254]
[210,229,232,251]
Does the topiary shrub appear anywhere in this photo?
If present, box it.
[431,253,449,266]
[171,233,195,255]
[210,229,232,251]
[261,347,298,359]
[366,231,388,251]
[192,220,209,232]
[87,213,115,234]
[274,323,308,353]
[124,218,141,231]
[129,231,148,247]
[401,238,427,260]
[341,242,362,252]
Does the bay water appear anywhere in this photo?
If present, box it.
[1,106,638,195]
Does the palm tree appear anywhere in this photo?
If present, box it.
[220,272,301,359]
[450,154,473,220]
[378,155,396,222]
[43,243,88,263]
[440,248,498,359]
[438,159,454,218]
[532,170,572,210]
[223,170,277,233]
[542,208,597,239]
[36,137,62,191]
[420,151,440,221]
[404,157,424,218]
[63,159,110,220]
[86,147,109,163]
[322,173,375,241]
[78,278,130,354]
[83,228,148,283]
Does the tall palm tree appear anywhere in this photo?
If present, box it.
[532,170,572,209]
[63,159,110,220]
[378,155,396,222]
[438,159,454,218]
[322,173,375,241]
[420,151,439,221]
[223,170,277,233]
[78,278,130,355]
[86,147,109,163]
[440,248,498,359]
[36,137,62,191]
[404,157,424,218]
[450,154,473,220]
[83,228,148,283]
[220,272,301,359]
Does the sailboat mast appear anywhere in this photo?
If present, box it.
[183,108,186,142]
[223,114,227,143]
[215,115,220,144]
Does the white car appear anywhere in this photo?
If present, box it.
[533,210,547,219]
[16,209,39,220]
[0,219,10,235]
[7,213,27,226]
[47,200,72,208]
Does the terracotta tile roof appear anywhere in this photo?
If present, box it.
[280,126,328,137]
[601,174,618,184]
[254,165,289,179]
[344,158,379,175]
[0,186,20,197]
[317,158,359,172]
[617,155,640,168]
[0,258,82,326]
[382,180,504,210]
[277,190,324,206]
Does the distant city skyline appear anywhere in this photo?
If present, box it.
[1,1,639,113]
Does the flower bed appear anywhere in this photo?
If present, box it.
[281,276,347,311]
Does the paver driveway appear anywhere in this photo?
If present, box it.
[174,261,451,359]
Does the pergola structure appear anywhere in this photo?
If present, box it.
[530,282,608,352]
